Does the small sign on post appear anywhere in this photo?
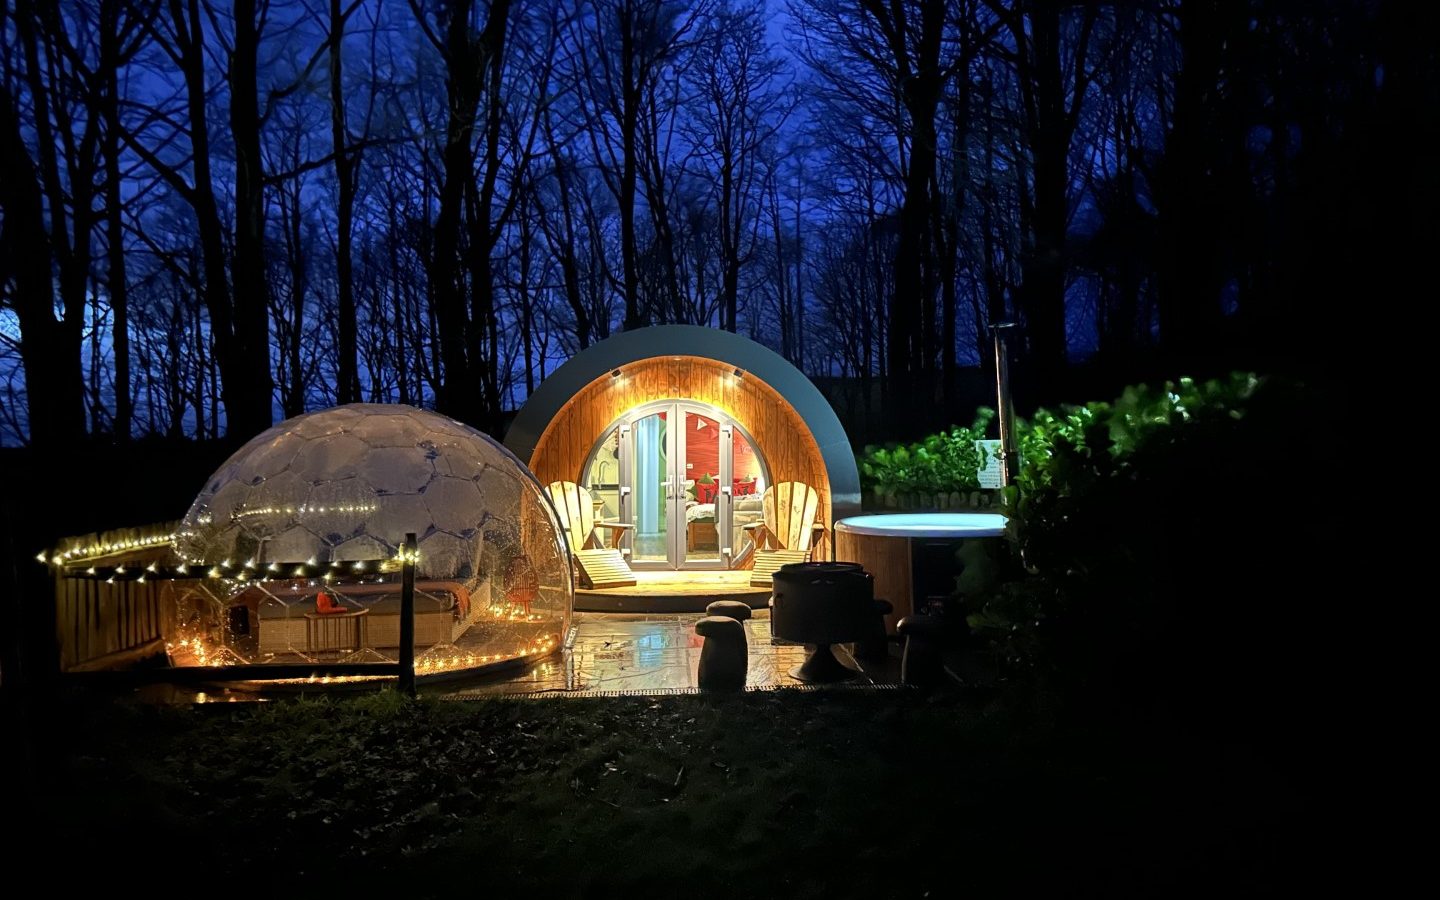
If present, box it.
[976,440,1005,490]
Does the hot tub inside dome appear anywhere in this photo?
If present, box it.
[165,404,572,681]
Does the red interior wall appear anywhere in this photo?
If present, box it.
[686,419,763,490]
[685,414,720,480]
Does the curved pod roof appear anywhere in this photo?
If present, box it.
[504,326,860,522]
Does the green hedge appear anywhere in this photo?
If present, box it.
[957,371,1325,724]
[1011,372,1264,497]
[856,373,1263,505]
[857,409,997,500]
[860,372,1308,719]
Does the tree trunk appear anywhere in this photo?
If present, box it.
[330,0,360,403]
[1019,4,1070,379]
[282,179,307,418]
[477,0,513,428]
[641,141,686,324]
[165,0,242,439]
[719,153,739,332]
[227,0,275,435]
[101,1,132,439]
[1154,0,1234,359]
[1025,132,1069,375]
[0,81,86,446]
[386,199,411,405]
[792,179,805,368]
[619,13,643,329]
[539,104,593,349]
[190,281,207,438]
[464,176,500,431]
[871,0,944,425]
[2,8,91,447]
[518,194,536,395]
[431,0,482,422]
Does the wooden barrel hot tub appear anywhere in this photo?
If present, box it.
[833,513,1008,633]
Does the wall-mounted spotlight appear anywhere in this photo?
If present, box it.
[611,368,622,378]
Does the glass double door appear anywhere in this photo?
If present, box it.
[583,401,768,570]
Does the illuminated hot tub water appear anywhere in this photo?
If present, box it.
[833,513,1010,630]
[833,513,1007,538]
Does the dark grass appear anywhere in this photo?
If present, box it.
[9,686,1320,897]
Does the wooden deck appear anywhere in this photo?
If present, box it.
[575,570,771,613]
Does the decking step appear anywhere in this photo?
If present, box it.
[576,548,637,589]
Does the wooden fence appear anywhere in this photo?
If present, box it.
[47,524,420,692]
[50,522,177,672]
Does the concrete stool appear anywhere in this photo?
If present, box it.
[898,614,945,688]
[695,615,747,690]
[706,600,753,622]
[853,598,894,661]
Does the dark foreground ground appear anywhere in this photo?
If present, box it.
[5,686,1322,897]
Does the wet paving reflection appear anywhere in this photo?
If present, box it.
[449,610,902,697]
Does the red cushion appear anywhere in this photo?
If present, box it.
[314,591,347,614]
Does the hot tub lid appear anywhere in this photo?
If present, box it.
[834,513,1008,538]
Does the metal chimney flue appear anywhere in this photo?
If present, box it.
[991,323,1019,487]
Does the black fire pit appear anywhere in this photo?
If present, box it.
[770,562,874,682]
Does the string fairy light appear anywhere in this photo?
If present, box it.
[42,529,178,565]
[47,514,568,686]
[55,556,398,581]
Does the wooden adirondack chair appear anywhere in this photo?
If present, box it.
[743,481,827,587]
[544,481,637,589]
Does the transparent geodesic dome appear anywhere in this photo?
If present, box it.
[164,404,571,677]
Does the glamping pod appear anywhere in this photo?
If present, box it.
[165,404,571,677]
[506,326,859,610]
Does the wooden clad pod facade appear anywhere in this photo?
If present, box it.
[525,356,834,544]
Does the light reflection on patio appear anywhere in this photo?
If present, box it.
[449,611,900,697]
[153,611,901,702]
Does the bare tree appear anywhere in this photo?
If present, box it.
[572,0,707,329]
[123,0,266,436]
[0,2,108,446]
[795,0,954,422]
[688,0,790,332]
[409,0,549,432]
[986,0,1104,377]
[533,96,606,348]
[409,0,502,426]
[98,0,155,439]
[322,0,369,403]
[226,0,277,432]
